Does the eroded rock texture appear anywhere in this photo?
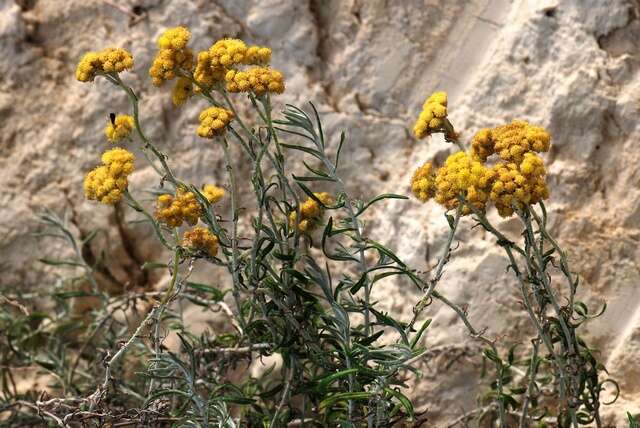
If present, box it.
[1,0,639,424]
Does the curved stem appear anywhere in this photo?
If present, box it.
[468,204,577,427]
[519,339,540,428]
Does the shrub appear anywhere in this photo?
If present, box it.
[0,27,620,427]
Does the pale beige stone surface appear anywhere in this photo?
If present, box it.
[2,0,640,424]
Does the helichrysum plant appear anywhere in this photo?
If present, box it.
[0,25,624,428]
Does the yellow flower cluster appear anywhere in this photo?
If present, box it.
[193,51,226,88]
[413,92,448,139]
[155,185,224,228]
[171,77,193,107]
[489,153,549,217]
[146,28,284,99]
[197,107,235,138]
[289,192,333,233]
[433,152,495,214]
[84,148,135,204]
[182,226,219,257]
[149,26,194,86]
[209,38,271,68]
[157,26,191,51]
[410,116,552,217]
[202,184,225,203]
[469,128,493,162]
[155,188,202,228]
[193,39,272,90]
[471,120,551,163]
[225,67,285,96]
[76,47,134,82]
[410,161,436,202]
[244,45,273,65]
[104,114,134,143]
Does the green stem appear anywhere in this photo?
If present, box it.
[160,246,181,306]
[521,208,575,355]
[519,339,540,427]
[220,137,246,330]
[316,142,373,337]
[530,203,578,310]
[469,204,577,427]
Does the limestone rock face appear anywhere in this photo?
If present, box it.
[2,0,640,423]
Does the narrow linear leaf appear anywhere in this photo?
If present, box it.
[355,193,409,217]
[319,392,373,410]
[314,368,359,392]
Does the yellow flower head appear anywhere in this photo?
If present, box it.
[208,38,248,68]
[472,120,551,164]
[225,67,285,96]
[208,38,271,67]
[470,128,493,162]
[104,114,134,143]
[83,148,135,204]
[149,48,194,86]
[197,107,235,138]
[413,91,448,139]
[243,46,272,65]
[157,26,191,50]
[101,147,135,173]
[155,188,202,228]
[489,153,549,217]
[193,40,271,91]
[193,51,227,89]
[182,226,219,257]
[171,77,193,107]
[434,151,495,214]
[76,47,134,82]
[410,161,436,202]
[203,184,225,204]
[149,27,194,87]
[289,192,333,233]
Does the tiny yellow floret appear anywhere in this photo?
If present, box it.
[104,115,134,143]
[197,107,235,138]
[182,226,219,257]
